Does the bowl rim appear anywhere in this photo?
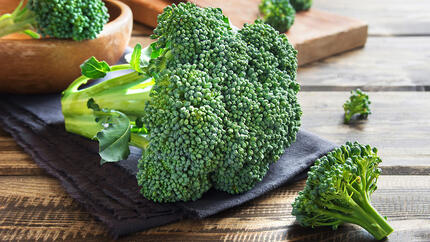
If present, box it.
[0,0,133,43]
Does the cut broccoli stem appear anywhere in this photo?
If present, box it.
[360,195,394,238]
[353,200,393,240]
[62,66,153,145]
[320,197,393,240]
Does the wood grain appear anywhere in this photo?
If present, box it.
[313,0,430,36]
[300,92,430,171]
[0,175,428,241]
[298,37,430,91]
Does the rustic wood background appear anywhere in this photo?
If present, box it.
[1,0,430,241]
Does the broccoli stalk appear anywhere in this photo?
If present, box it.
[343,89,371,123]
[62,3,301,202]
[0,0,109,41]
[292,142,394,240]
[62,46,154,158]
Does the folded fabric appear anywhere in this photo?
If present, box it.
[0,54,336,238]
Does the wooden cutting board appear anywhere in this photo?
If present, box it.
[120,0,367,66]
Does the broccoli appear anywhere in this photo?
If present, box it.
[344,89,371,124]
[292,142,394,240]
[259,0,296,33]
[0,0,109,41]
[61,3,301,202]
[290,0,312,12]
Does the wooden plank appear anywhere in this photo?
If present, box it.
[0,175,428,241]
[299,37,430,91]
[300,92,430,173]
[1,92,429,175]
[0,133,44,175]
[314,0,430,36]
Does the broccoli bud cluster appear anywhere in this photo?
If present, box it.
[259,0,296,33]
[28,0,109,41]
[292,142,393,240]
[140,3,301,201]
[290,0,313,12]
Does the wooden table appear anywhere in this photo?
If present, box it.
[1,0,430,241]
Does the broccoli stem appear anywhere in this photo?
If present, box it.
[345,177,394,239]
[0,1,40,38]
[346,196,393,240]
[360,195,394,239]
[61,66,154,149]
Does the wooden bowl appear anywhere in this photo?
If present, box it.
[0,0,133,94]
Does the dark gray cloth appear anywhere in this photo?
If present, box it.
[0,55,336,238]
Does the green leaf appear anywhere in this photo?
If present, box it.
[80,56,111,79]
[87,99,131,164]
[130,43,143,73]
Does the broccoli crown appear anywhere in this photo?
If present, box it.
[61,2,301,203]
[343,89,371,123]
[138,66,227,202]
[259,0,296,33]
[290,0,312,12]
[139,3,301,201]
[27,0,109,41]
[292,142,393,240]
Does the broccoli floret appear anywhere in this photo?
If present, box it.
[0,0,109,41]
[290,0,312,12]
[344,89,371,123]
[61,2,301,202]
[292,142,394,240]
[259,0,296,33]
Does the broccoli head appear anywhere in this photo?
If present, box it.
[344,89,371,123]
[0,0,109,41]
[61,2,301,202]
[290,0,313,12]
[259,0,296,33]
[292,142,394,240]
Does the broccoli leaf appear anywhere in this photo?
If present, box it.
[87,98,131,164]
[80,56,111,79]
[130,43,143,73]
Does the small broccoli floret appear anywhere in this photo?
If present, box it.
[259,0,296,33]
[343,89,371,123]
[292,142,394,240]
[290,0,312,12]
[61,2,301,202]
[0,0,109,41]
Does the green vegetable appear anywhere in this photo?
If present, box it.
[344,89,371,123]
[0,0,109,41]
[292,142,394,240]
[61,3,301,202]
[290,0,312,12]
[259,0,296,33]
